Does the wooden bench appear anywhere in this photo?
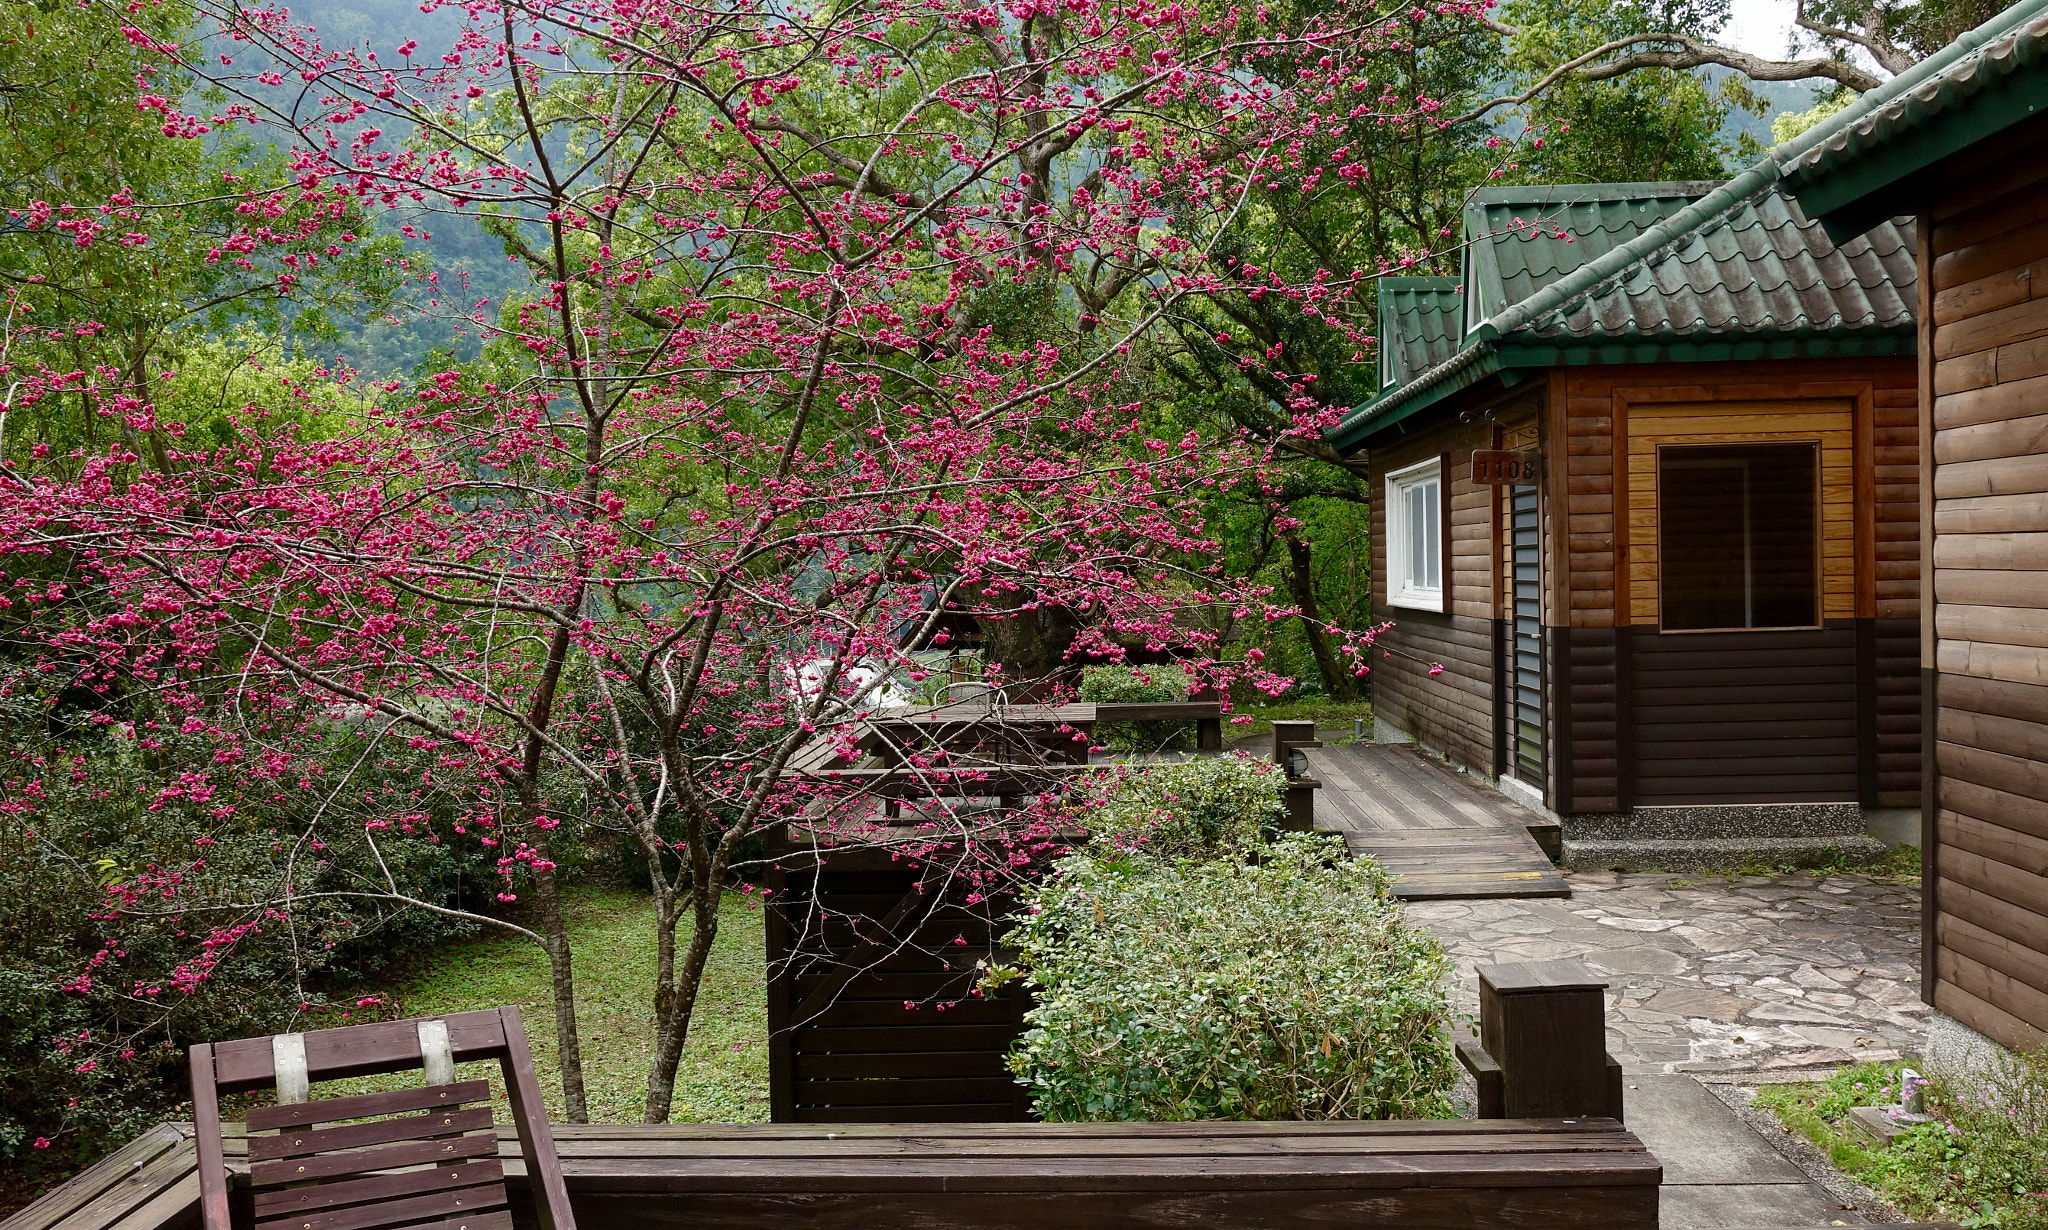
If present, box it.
[515,1119,1664,1229]
[18,1119,1983,1230]
[4,1118,1662,1230]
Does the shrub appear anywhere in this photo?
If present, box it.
[1756,1054,2048,1228]
[0,722,504,1184]
[1066,752,1284,861]
[1077,664,1192,704]
[1005,832,1457,1121]
[1077,663,1194,751]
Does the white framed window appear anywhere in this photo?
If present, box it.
[1386,457,1443,612]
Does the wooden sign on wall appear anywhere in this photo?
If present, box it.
[1471,449,1542,485]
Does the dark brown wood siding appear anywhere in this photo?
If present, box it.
[1925,109,2048,1052]
[1368,411,1510,775]
[1550,370,1627,814]
[1629,624,1861,805]
[765,839,1030,1122]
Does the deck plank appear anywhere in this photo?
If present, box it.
[1,1124,186,1230]
[1300,745,1570,900]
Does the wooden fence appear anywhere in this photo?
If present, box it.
[764,831,1033,1122]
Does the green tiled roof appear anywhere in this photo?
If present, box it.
[1782,0,2048,240]
[1336,1,2048,451]
[1377,277,1463,389]
[1331,174,1918,452]
[1521,186,1915,343]
[1460,184,1714,330]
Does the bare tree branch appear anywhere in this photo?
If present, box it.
[1794,2,1916,76]
[1460,22,1885,125]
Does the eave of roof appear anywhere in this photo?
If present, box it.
[1783,0,2048,242]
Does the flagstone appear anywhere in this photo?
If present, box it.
[1413,868,1927,1074]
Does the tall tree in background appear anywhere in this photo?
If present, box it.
[1477,0,2006,97]
[0,0,1498,1126]
[0,1,400,471]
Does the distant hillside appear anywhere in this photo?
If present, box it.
[1705,68,1841,153]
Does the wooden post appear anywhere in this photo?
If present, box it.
[1270,719,1319,769]
[1269,720,1322,831]
[1457,960,1623,1121]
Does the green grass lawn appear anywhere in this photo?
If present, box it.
[359,886,768,1124]
[1227,698,1373,743]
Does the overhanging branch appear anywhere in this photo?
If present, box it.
[1459,27,1885,126]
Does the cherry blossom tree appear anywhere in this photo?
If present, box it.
[1,0,1475,1121]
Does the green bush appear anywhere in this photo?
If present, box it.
[0,721,504,1185]
[1066,753,1284,860]
[1005,831,1457,1121]
[1077,664,1192,704]
[1077,664,1193,751]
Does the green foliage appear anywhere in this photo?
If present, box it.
[0,1,401,475]
[1077,664,1196,751]
[1498,0,1743,183]
[1772,91,1859,144]
[1795,0,2010,64]
[1006,822,1457,1121]
[1077,664,1193,705]
[0,720,501,1182]
[1757,1055,2048,1229]
[1066,753,1286,861]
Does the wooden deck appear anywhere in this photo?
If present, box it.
[5,1118,1663,1230]
[1302,744,1570,901]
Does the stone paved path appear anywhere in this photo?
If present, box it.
[1407,869,1932,1072]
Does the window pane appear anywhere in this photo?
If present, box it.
[1660,443,1817,630]
[1406,483,1427,590]
[1422,480,1439,590]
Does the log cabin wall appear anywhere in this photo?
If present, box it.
[1551,359,1920,816]
[1368,405,1522,776]
[1922,110,2048,1051]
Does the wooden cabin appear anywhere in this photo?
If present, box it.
[1329,179,1923,864]
[1778,0,2048,1053]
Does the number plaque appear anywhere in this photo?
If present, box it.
[1470,449,1542,486]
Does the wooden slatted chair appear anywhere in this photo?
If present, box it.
[188,1006,575,1230]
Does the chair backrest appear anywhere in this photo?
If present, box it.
[188,1005,574,1230]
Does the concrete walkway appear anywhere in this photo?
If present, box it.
[1628,1075,1869,1227]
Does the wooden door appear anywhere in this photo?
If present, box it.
[1507,483,1546,789]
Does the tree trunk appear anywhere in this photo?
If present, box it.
[643,886,720,1122]
[526,859,590,1123]
[1286,533,1357,702]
